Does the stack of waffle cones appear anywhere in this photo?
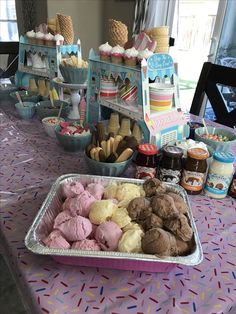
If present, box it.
[108,19,128,47]
[57,13,74,44]
[145,26,169,53]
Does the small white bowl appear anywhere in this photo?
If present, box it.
[42,116,65,138]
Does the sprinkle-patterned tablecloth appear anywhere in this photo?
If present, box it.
[0,103,236,314]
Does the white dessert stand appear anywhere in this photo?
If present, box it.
[52,78,87,120]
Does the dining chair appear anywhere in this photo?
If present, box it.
[0,41,19,78]
[190,62,236,128]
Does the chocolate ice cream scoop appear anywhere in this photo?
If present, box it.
[143,178,166,197]
[141,228,177,256]
[176,237,193,255]
[164,214,193,242]
[151,194,179,219]
[167,192,188,214]
[127,197,152,221]
[141,213,163,231]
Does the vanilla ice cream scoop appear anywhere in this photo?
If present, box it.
[118,228,144,253]
[89,200,117,224]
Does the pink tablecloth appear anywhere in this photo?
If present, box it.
[0,103,236,314]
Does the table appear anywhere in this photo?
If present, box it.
[1,100,236,314]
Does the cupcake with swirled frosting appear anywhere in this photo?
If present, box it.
[99,42,112,61]
[26,30,36,44]
[124,47,138,66]
[111,45,125,64]
[35,31,45,45]
[45,33,55,47]
[137,48,153,63]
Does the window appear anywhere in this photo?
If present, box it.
[0,0,18,41]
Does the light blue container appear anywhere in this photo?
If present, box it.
[84,153,133,177]
[194,126,236,152]
[15,102,36,119]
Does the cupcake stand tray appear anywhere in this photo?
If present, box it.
[52,78,87,120]
[25,174,203,273]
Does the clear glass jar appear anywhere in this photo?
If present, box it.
[204,152,235,199]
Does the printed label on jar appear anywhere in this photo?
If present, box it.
[159,168,181,184]
[181,170,205,191]
[135,166,156,179]
[205,173,232,195]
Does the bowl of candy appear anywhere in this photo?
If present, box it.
[195,126,236,152]
[10,90,41,103]
[55,122,92,152]
[42,116,65,138]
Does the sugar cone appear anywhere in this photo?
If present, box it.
[57,13,74,44]
[108,19,128,47]
[29,78,38,93]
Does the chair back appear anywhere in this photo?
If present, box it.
[190,62,236,128]
[0,41,19,78]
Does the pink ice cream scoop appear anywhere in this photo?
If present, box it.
[53,210,72,229]
[62,181,84,198]
[95,221,122,251]
[71,239,101,251]
[62,190,96,217]
[43,230,71,249]
[56,215,92,241]
[86,183,105,200]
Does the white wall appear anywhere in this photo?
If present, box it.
[47,0,135,58]
[47,0,103,58]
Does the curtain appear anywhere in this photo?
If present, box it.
[15,0,48,36]
[217,0,236,59]
[132,0,150,36]
[145,0,177,34]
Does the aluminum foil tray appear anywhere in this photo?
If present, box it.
[25,174,203,272]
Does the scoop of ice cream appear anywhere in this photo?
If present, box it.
[62,181,84,198]
[35,31,44,39]
[45,32,54,40]
[118,228,144,253]
[95,221,122,251]
[164,214,193,242]
[143,178,166,197]
[122,222,143,232]
[53,210,73,229]
[127,197,152,221]
[151,194,179,219]
[89,200,117,224]
[111,207,131,228]
[43,230,70,249]
[141,228,177,256]
[62,191,96,217]
[166,192,188,214]
[103,183,118,199]
[56,215,92,241]
[116,183,143,202]
[176,237,192,255]
[86,183,105,200]
[141,213,163,231]
[26,30,35,38]
[71,239,101,251]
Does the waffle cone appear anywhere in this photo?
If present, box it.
[57,13,74,44]
[108,19,128,47]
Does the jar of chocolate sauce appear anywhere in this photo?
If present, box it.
[135,143,158,180]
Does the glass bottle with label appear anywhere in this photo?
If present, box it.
[135,143,158,180]
[158,146,183,184]
[204,152,234,199]
[181,147,209,195]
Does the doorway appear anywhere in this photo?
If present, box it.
[171,0,220,112]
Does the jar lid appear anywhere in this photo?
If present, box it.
[213,151,235,163]
[137,143,158,155]
[187,147,209,160]
[162,145,183,158]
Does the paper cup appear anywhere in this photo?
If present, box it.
[149,83,174,111]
